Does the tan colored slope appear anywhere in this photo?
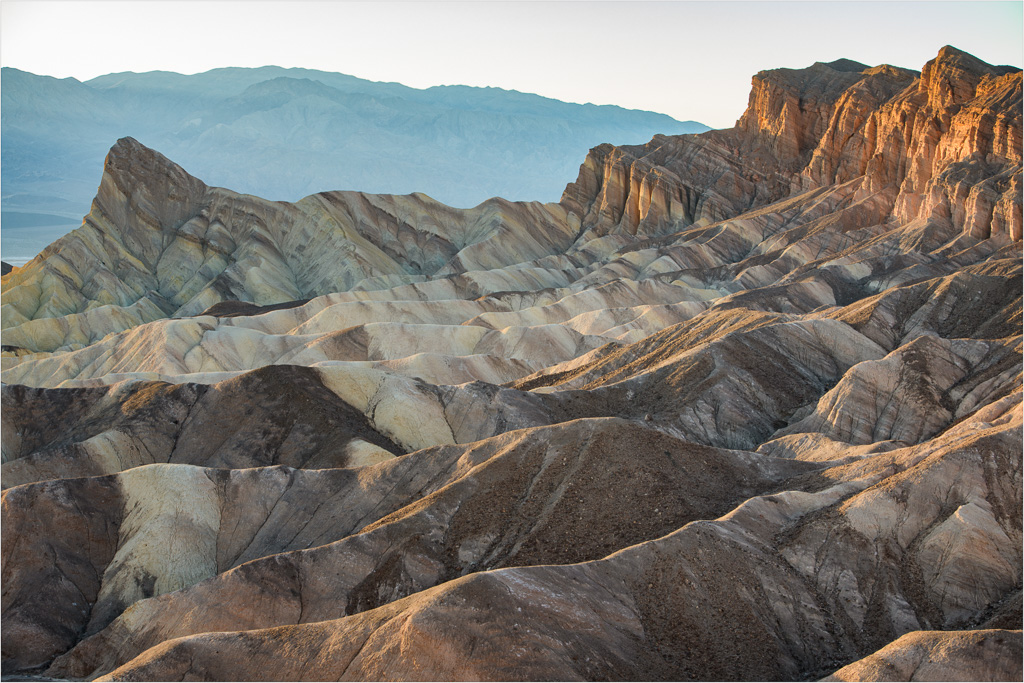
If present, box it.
[1,358,554,468]
[779,334,1021,446]
[521,314,889,450]
[51,417,819,680]
[782,392,1022,636]
[516,263,1021,446]
[0,299,166,354]
[822,629,1022,682]
[2,308,887,455]
[90,398,1022,682]
[567,179,881,294]
[468,278,711,329]
[831,260,1024,350]
[2,444,495,671]
[0,308,618,388]
[1,272,719,387]
[570,187,1019,343]
[0,137,578,353]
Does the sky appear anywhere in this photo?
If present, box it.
[1,0,1022,128]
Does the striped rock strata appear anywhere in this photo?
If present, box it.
[2,46,1021,681]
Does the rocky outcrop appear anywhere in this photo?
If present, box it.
[2,47,1021,681]
[564,46,1021,241]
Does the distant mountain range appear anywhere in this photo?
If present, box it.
[1,47,1021,682]
[0,66,709,261]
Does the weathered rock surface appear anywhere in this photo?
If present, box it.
[823,629,1022,681]
[2,46,1021,681]
[4,453,470,670]
[75,400,1023,682]
[47,418,820,679]
[0,141,579,348]
[563,47,1020,242]
[1,365,402,488]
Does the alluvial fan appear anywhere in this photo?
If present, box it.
[2,46,1021,682]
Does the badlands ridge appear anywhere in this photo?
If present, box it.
[1,46,1022,680]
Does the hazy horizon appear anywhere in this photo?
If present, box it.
[1,63,711,125]
[3,1,1021,129]
[3,0,1022,265]
[0,63,710,264]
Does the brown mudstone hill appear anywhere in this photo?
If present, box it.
[2,46,1022,681]
[823,629,1023,681]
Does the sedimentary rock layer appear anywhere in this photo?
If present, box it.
[2,46,1021,682]
[62,398,1023,681]
[823,629,1023,682]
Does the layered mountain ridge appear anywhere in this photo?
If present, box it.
[1,64,709,262]
[2,46,1022,681]
[564,46,1021,242]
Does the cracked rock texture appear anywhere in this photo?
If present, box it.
[2,46,1022,681]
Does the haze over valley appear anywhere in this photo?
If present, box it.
[0,65,707,264]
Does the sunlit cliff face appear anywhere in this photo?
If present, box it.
[1,46,1022,683]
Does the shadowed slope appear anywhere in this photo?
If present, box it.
[1,365,402,488]
[1,47,1021,682]
[49,418,820,679]
[86,398,1022,682]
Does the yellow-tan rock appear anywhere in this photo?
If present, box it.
[1,46,1021,682]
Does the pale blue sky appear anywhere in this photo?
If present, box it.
[2,0,1022,128]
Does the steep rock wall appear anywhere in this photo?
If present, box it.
[562,46,1021,241]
